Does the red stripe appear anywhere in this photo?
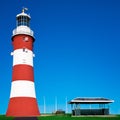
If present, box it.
[6,97,40,117]
[12,35,34,51]
[12,65,34,82]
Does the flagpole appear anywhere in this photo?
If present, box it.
[43,96,46,114]
[66,97,68,113]
[55,96,57,112]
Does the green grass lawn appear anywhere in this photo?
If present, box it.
[0,115,13,120]
[1,115,120,120]
[38,115,120,120]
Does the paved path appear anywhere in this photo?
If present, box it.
[14,117,38,120]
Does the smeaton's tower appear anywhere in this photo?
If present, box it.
[6,8,40,117]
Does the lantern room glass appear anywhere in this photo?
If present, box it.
[17,16,30,27]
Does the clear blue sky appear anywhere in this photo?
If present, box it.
[0,0,120,114]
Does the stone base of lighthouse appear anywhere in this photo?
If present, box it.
[6,97,40,117]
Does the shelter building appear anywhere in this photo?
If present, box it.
[68,97,114,116]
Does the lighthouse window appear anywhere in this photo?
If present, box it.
[23,37,29,42]
[17,16,30,27]
[23,48,25,52]
[23,48,28,53]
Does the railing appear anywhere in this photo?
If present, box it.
[12,26,34,37]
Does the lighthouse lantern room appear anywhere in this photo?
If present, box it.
[6,8,40,117]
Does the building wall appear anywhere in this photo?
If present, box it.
[72,108,109,116]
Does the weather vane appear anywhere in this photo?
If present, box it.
[22,7,28,13]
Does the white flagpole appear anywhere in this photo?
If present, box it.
[66,97,68,113]
[43,96,46,114]
[55,96,57,112]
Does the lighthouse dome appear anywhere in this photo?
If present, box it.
[17,11,31,19]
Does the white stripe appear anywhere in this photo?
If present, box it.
[13,49,33,66]
[10,80,36,98]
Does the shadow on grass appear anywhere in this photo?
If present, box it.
[14,117,38,120]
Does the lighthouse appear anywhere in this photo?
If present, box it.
[6,8,40,117]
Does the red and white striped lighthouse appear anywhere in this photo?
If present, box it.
[6,8,40,117]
